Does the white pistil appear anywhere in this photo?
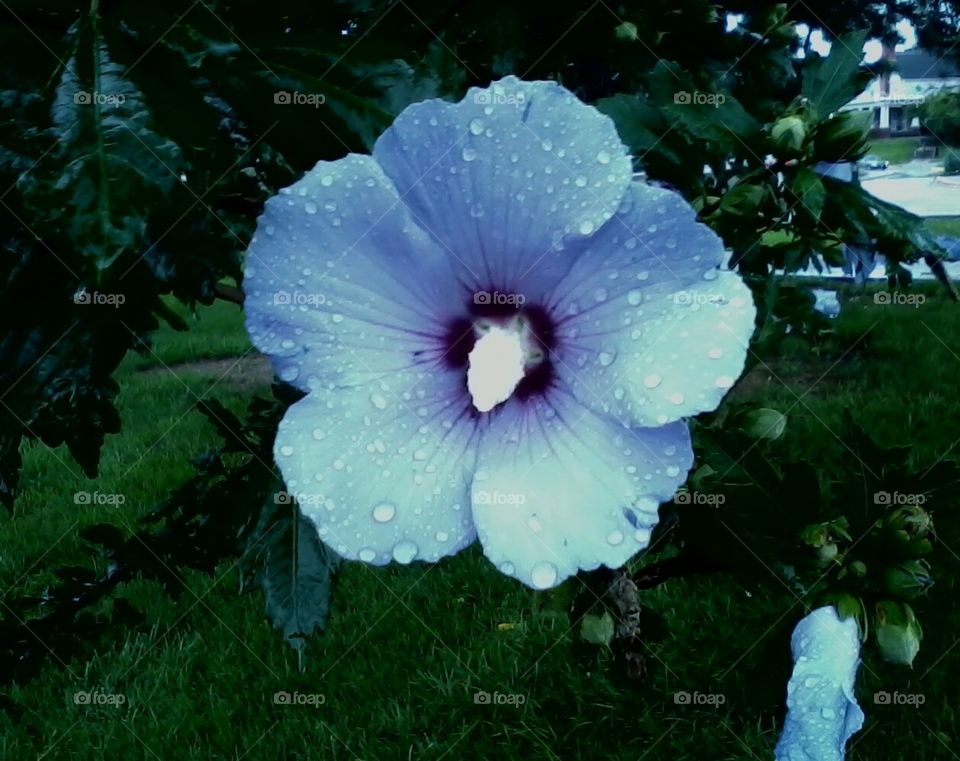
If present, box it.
[466,316,544,412]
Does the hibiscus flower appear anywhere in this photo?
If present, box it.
[244,76,755,589]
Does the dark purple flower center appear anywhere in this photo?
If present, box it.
[441,289,557,406]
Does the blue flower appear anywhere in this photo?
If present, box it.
[775,606,864,761]
[244,77,755,589]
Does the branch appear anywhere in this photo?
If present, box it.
[215,283,245,306]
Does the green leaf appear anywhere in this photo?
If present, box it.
[38,20,183,271]
[247,491,341,666]
[801,31,872,119]
[791,167,825,222]
[720,182,764,216]
[579,611,616,646]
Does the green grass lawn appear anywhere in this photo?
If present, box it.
[867,136,920,165]
[3,288,960,759]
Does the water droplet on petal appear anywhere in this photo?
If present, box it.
[279,445,294,457]
[358,548,377,562]
[320,174,333,186]
[469,117,485,135]
[597,150,611,164]
[644,373,662,389]
[716,375,735,389]
[304,201,318,215]
[607,530,624,546]
[370,393,388,410]
[627,289,643,306]
[668,392,685,405]
[579,220,595,235]
[372,502,396,523]
[312,428,326,440]
[708,348,723,359]
[392,540,419,564]
[462,147,478,162]
[531,561,558,589]
[598,350,616,367]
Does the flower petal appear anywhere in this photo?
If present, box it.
[244,153,463,391]
[470,391,692,589]
[274,366,480,565]
[546,181,756,427]
[373,76,633,299]
[775,606,864,761]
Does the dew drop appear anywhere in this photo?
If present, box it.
[598,350,616,367]
[462,147,478,162]
[596,150,611,164]
[312,428,327,440]
[627,289,643,306]
[392,540,419,564]
[372,502,396,522]
[370,393,388,410]
[531,561,558,589]
[644,373,662,389]
[304,201,318,215]
[320,174,333,186]
[358,548,377,562]
[606,530,624,546]
[468,117,485,135]
[279,445,294,457]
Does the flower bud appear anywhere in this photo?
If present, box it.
[882,560,933,599]
[875,601,922,666]
[771,115,807,156]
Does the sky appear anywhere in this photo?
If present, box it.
[726,14,919,61]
